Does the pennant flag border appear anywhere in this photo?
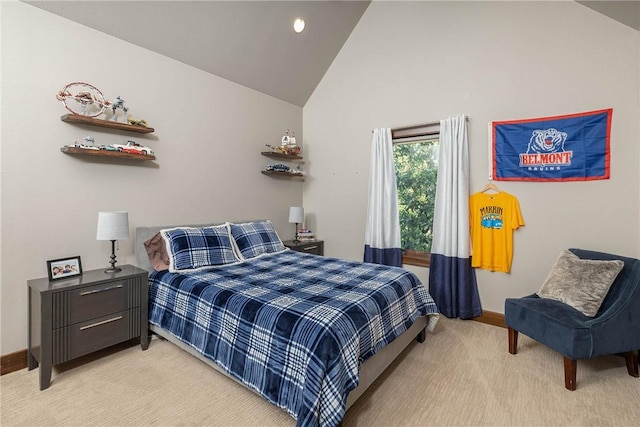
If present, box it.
[491,109,613,182]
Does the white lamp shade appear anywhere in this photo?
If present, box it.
[96,211,130,240]
[288,206,304,224]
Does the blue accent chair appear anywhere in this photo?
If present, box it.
[504,248,640,390]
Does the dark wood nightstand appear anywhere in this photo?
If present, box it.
[283,240,324,256]
[28,265,149,390]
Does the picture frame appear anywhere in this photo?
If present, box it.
[47,256,83,281]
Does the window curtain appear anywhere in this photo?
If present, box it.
[428,116,482,318]
[364,128,402,267]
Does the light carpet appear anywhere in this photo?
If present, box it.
[1,317,639,426]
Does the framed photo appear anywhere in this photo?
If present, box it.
[47,256,83,281]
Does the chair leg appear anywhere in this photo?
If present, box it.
[508,327,518,354]
[624,350,639,378]
[563,356,577,391]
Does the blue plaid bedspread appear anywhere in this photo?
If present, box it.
[148,250,438,427]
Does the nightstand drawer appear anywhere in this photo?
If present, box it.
[283,240,324,256]
[298,243,322,255]
[67,281,130,325]
[53,309,138,363]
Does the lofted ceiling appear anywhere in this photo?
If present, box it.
[577,1,640,32]
[25,1,638,107]
[25,0,371,107]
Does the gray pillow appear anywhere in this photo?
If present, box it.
[537,250,624,317]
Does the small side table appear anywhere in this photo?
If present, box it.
[28,265,149,390]
[283,240,324,256]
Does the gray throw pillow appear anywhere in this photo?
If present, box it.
[537,250,624,317]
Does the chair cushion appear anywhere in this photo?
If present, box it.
[537,250,623,317]
[505,295,594,358]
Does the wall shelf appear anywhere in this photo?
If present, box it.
[61,146,156,161]
[261,150,303,180]
[261,151,302,160]
[261,170,304,179]
[60,114,155,134]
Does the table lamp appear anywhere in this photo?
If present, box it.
[96,211,129,273]
[288,207,304,243]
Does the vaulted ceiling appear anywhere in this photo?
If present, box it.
[25,1,639,107]
[25,1,371,107]
[577,1,640,32]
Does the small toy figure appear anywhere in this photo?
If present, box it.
[73,136,98,150]
[111,96,128,123]
[82,136,95,147]
[127,118,148,128]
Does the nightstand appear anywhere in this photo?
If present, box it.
[283,240,324,256]
[28,265,149,390]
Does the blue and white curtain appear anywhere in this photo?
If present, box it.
[364,128,402,267]
[428,116,482,318]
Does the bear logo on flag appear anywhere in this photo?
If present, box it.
[520,128,572,168]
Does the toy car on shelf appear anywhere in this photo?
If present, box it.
[112,140,154,155]
[266,164,291,172]
[265,164,303,175]
[98,145,118,151]
[71,136,99,150]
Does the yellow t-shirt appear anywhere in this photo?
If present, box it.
[469,191,524,273]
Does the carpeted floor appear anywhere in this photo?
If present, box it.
[1,317,638,426]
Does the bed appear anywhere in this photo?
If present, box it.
[134,220,439,427]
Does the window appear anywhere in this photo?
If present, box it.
[393,126,439,267]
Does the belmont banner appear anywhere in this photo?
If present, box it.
[491,109,612,182]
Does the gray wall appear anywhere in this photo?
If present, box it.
[0,2,302,354]
[2,0,639,356]
[303,1,640,312]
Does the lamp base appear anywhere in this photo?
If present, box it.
[104,240,121,274]
[293,222,300,243]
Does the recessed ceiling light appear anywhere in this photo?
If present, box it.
[293,18,305,33]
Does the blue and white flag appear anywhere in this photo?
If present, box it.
[491,109,612,182]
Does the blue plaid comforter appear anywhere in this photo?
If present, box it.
[149,250,438,427]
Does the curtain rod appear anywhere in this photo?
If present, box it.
[371,116,468,134]
[392,121,439,133]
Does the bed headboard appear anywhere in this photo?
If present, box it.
[134,220,264,272]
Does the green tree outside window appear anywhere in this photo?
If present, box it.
[393,140,439,253]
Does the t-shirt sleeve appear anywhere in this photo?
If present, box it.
[511,196,525,230]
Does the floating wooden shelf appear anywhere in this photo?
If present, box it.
[261,170,304,179]
[61,146,156,161]
[60,114,155,134]
[261,151,302,160]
